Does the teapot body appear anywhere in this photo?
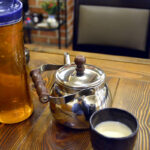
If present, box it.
[49,82,112,129]
[30,56,112,129]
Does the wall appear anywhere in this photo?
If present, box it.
[28,0,74,46]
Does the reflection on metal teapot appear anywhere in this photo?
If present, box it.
[30,55,112,129]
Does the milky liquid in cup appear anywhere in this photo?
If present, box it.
[95,121,132,138]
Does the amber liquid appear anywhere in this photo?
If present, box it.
[0,21,33,124]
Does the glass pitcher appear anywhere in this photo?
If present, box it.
[0,0,33,124]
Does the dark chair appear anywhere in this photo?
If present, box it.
[73,0,150,58]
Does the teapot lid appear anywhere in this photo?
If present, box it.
[55,56,105,90]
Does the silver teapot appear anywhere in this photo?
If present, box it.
[30,54,112,129]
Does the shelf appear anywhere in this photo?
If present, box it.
[24,0,67,49]
[24,21,65,31]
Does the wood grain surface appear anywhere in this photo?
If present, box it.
[0,48,150,150]
[112,79,150,150]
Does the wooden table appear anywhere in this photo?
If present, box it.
[0,49,150,150]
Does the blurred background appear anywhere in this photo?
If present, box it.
[22,0,73,49]
[22,0,150,58]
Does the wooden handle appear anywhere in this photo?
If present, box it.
[30,70,49,103]
[74,55,86,76]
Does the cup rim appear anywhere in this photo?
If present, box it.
[89,108,139,140]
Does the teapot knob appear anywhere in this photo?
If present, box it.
[74,55,86,76]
